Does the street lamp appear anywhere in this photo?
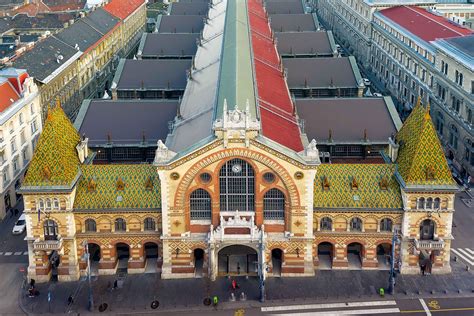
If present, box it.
[258,226,267,303]
[388,229,401,295]
[82,240,94,311]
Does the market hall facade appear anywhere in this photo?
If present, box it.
[19,0,457,283]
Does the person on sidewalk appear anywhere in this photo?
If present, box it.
[232,279,239,290]
[67,295,74,305]
[421,264,426,276]
[113,279,118,290]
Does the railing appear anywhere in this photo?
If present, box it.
[33,236,63,251]
[414,238,444,250]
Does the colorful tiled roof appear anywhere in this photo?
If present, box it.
[314,164,402,209]
[23,104,81,188]
[74,164,161,210]
[395,99,455,187]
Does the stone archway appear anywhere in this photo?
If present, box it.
[317,242,334,270]
[271,248,283,276]
[144,242,159,273]
[347,242,363,270]
[87,243,101,275]
[218,245,258,276]
[376,243,392,270]
[116,243,130,273]
[194,248,205,277]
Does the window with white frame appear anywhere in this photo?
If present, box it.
[350,217,363,231]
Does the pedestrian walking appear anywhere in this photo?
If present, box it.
[231,279,239,290]
[14,209,18,216]
[67,295,74,305]
[113,279,118,290]
[237,263,241,275]
[421,264,426,276]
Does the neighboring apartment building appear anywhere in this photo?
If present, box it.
[0,68,42,219]
[371,6,473,178]
[317,0,437,69]
[9,0,146,121]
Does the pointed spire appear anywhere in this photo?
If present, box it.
[425,103,431,121]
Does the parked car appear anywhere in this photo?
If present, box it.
[373,92,383,97]
[363,78,371,86]
[12,214,26,235]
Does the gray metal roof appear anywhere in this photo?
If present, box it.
[276,31,334,56]
[296,97,401,144]
[270,14,317,32]
[12,36,80,82]
[116,59,190,90]
[443,34,474,58]
[75,99,178,146]
[138,33,199,58]
[284,57,359,88]
[157,15,204,33]
[265,0,304,15]
[82,8,119,35]
[169,2,209,15]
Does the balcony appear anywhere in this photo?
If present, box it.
[33,235,63,252]
[414,238,444,250]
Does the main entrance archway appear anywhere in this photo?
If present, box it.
[218,245,258,276]
[347,242,363,269]
[116,243,130,273]
[144,242,158,273]
[376,243,392,269]
[317,242,334,269]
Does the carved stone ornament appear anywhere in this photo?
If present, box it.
[154,140,176,164]
[294,171,304,180]
[170,172,180,180]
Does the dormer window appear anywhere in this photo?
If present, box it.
[322,176,330,191]
[145,176,153,191]
[351,177,358,190]
[88,178,97,192]
[43,166,51,180]
[116,177,125,191]
[425,166,435,181]
[379,176,389,190]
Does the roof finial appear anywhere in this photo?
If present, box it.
[55,96,61,108]
[425,103,431,120]
[415,96,422,108]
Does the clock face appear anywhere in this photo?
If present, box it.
[231,163,242,173]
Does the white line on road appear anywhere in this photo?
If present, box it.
[13,252,22,256]
[268,307,401,316]
[4,252,12,256]
[262,300,397,312]
[419,298,432,316]
[0,252,3,255]
[23,251,28,255]
[465,248,474,255]
[452,249,474,265]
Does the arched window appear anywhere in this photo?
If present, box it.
[263,188,285,220]
[320,217,332,231]
[39,199,45,210]
[420,219,435,240]
[219,159,255,212]
[53,198,59,210]
[144,217,156,231]
[115,218,126,232]
[190,189,211,220]
[43,219,58,240]
[380,218,393,232]
[85,219,97,232]
[426,197,433,209]
[418,197,425,209]
[434,197,440,209]
[45,198,52,210]
[350,217,363,232]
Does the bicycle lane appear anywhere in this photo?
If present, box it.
[397,297,474,315]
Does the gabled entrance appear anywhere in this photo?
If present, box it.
[218,245,258,276]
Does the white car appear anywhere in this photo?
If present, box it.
[12,214,26,235]
[363,78,371,86]
[373,92,383,97]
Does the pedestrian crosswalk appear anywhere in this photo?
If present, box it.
[451,248,474,267]
[0,251,28,256]
[261,300,400,315]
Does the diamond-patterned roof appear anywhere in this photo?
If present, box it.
[314,164,402,209]
[23,104,81,188]
[74,164,161,210]
[395,99,455,186]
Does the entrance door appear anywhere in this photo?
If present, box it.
[116,243,130,274]
[218,245,258,276]
[194,248,204,277]
[271,249,282,276]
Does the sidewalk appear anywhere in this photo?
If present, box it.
[19,259,474,315]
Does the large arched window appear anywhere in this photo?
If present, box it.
[53,198,60,210]
[380,218,393,232]
[144,217,156,231]
[350,217,363,232]
[115,218,126,232]
[190,189,211,220]
[320,217,332,231]
[434,198,441,209]
[420,219,435,240]
[43,219,58,240]
[219,158,255,212]
[263,189,285,220]
[417,197,425,209]
[85,219,97,232]
[426,197,433,209]
[45,198,52,210]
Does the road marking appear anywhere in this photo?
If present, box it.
[401,307,474,313]
[23,252,28,255]
[0,252,3,255]
[427,300,440,310]
[4,252,12,256]
[268,308,401,316]
[465,248,474,255]
[262,300,397,312]
[419,298,432,316]
[14,252,23,256]
[452,248,474,265]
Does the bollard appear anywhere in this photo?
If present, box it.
[230,293,236,302]
[240,292,247,301]
[379,288,385,297]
